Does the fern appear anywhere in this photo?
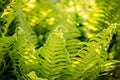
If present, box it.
[15,8,37,46]
[0,37,14,79]
[71,24,117,80]
[0,1,38,79]
[1,27,39,80]
[0,0,120,80]
[64,24,81,59]
[36,26,72,80]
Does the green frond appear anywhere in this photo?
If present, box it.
[0,27,38,80]
[71,24,117,80]
[0,37,14,79]
[15,8,38,46]
[37,26,72,80]
[10,27,38,79]
[58,23,82,65]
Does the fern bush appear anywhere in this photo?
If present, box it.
[0,0,120,80]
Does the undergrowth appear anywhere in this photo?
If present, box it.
[0,0,120,80]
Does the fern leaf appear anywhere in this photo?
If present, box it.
[72,24,117,80]
[15,8,38,46]
[0,37,14,79]
[65,25,82,56]
[37,26,72,79]
[2,27,38,80]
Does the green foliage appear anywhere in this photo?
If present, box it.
[36,26,71,79]
[71,24,117,80]
[0,0,120,80]
[0,37,13,78]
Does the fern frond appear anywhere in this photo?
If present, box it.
[15,8,38,46]
[0,37,14,79]
[9,27,38,79]
[65,25,81,54]
[37,26,72,79]
[72,24,117,80]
